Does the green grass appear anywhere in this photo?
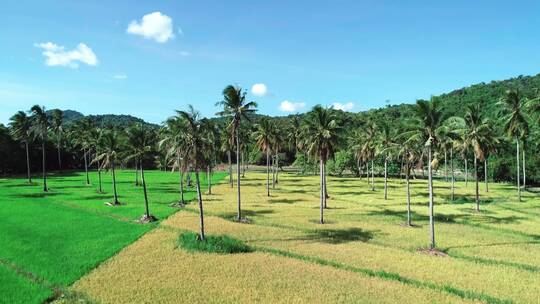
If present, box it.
[178,231,252,254]
[0,169,225,304]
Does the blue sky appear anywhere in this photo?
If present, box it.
[1,0,540,124]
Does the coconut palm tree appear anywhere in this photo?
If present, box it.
[498,89,529,202]
[176,106,210,240]
[348,129,365,179]
[93,129,123,205]
[398,129,422,227]
[160,115,188,206]
[126,123,157,222]
[299,105,341,224]
[29,105,49,192]
[9,111,33,183]
[88,127,104,193]
[286,114,302,157]
[71,118,94,185]
[219,126,234,187]
[377,120,397,200]
[408,98,447,249]
[254,118,275,196]
[50,109,64,172]
[216,85,258,221]
[363,122,377,191]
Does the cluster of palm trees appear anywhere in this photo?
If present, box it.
[7,86,540,249]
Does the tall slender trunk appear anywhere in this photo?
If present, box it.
[516,138,521,202]
[97,150,103,193]
[57,133,62,173]
[474,157,479,211]
[84,148,90,185]
[484,159,489,193]
[324,163,329,205]
[195,168,205,240]
[272,155,276,189]
[384,158,388,200]
[135,159,139,186]
[319,157,325,224]
[236,131,242,221]
[406,161,411,226]
[450,148,455,202]
[228,151,232,187]
[428,145,435,249]
[25,141,32,183]
[370,160,375,191]
[357,158,361,178]
[266,149,270,197]
[42,139,47,192]
[464,158,468,187]
[207,166,212,194]
[444,149,448,182]
[522,146,526,189]
[178,154,185,204]
[141,163,150,218]
[112,160,119,204]
[275,153,279,184]
[365,163,369,182]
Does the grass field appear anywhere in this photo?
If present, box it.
[0,169,225,304]
[68,172,540,304]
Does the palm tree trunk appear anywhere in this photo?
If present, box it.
[178,153,185,204]
[428,145,435,249]
[207,166,212,194]
[464,158,468,187]
[84,148,90,185]
[371,160,375,191]
[474,157,479,211]
[266,149,270,197]
[516,138,521,201]
[272,155,276,189]
[236,131,242,221]
[57,136,62,173]
[112,161,119,205]
[228,151,232,187]
[406,161,411,226]
[241,152,245,178]
[42,139,47,192]
[522,146,526,189]
[275,153,279,184]
[450,148,455,202]
[444,149,448,182]
[25,141,31,183]
[484,159,489,193]
[319,157,324,224]
[323,163,329,206]
[96,150,103,193]
[195,168,205,240]
[141,163,150,218]
[135,159,139,186]
[365,163,369,182]
[384,158,388,200]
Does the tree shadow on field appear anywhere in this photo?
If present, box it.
[366,208,459,224]
[218,209,275,220]
[14,192,60,198]
[299,227,375,244]
[270,198,298,204]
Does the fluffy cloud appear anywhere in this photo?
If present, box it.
[251,83,268,97]
[34,42,98,68]
[127,12,175,43]
[279,100,305,112]
[114,74,127,79]
[332,102,354,111]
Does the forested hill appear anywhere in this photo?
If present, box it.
[46,110,158,128]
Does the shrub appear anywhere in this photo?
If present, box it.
[177,232,252,254]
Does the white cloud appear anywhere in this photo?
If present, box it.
[114,74,127,80]
[127,12,175,43]
[279,100,305,112]
[332,102,354,111]
[251,83,268,97]
[34,42,98,68]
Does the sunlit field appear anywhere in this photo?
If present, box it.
[0,170,225,304]
[71,171,540,304]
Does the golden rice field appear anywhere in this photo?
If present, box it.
[70,172,540,304]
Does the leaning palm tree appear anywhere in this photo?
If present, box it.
[407,98,447,249]
[299,105,341,224]
[29,105,49,192]
[177,106,210,240]
[50,109,64,172]
[216,85,258,221]
[498,89,528,202]
[254,118,275,196]
[9,111,33,183]
[93,129,124,206]
[88,127,105,193]
[126,123,157,222]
